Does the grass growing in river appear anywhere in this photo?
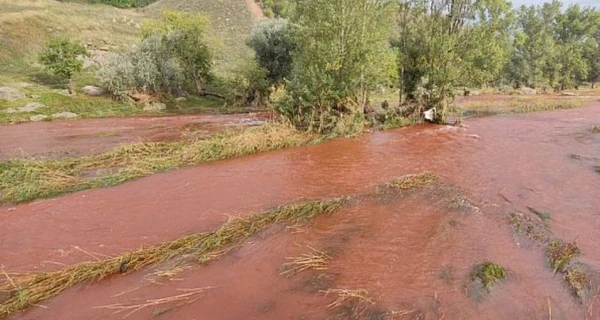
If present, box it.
[471,263,507,290]
[0,123,313,203]
[593,125,600,133]
[0,199,344,317]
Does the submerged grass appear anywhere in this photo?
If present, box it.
[547,239,581,273]
[280,247,331,278]
[323,288,375,319]
[0,199,344,317]
[0,123,313,203]
[385,172,438,190]
[471,263,507,290]
[509,212,592,299]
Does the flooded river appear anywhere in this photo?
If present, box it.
[2,104,600,319]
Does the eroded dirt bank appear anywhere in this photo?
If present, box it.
[0,113,268,160]
[2,104,600,319]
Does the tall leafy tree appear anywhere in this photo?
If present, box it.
[281,0,395,133]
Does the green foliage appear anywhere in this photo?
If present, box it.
[249,19,295,87]
[97,34,184,97]
[38,38,86,81]
[143,11,213,93]
[508,2,600,90]
[395,0,481,122]
[280,0,395,133]
[98,11,213,97]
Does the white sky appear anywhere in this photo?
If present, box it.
[510,0,600,9]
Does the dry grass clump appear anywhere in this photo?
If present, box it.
[508,212,552,242]
[592,125,600,134]
[323,288,375,318]
[386,172,438,190]
[0,123,313,203]
[547,239,581,273]
[280,247,331,277]
[565,266,589,298]
[0,199,343,318]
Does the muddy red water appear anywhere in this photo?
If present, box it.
[2,104,600,319]
[0,113,268,160]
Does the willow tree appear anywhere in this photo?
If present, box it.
[279,0,395,133]
[395,0,481,123]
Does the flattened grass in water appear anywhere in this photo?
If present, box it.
[547,239,581,273]
[0,199,344,317]
[385,172,438,190]
[0,123,313,203]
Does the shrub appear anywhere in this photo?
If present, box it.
[39,38,86,94]
[249,19,295,87]
[97,34,183,98]
[98,11,212,98]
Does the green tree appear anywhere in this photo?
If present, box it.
[396,0,483,122]
[249,19,296,87]
[39,38,86,95]
[507,4,557,89]
[461,0,513,87]
[280,0,395,133]
[143,11,213,94]
[553,4,599,89]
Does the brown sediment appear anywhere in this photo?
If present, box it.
[1,104,600,319]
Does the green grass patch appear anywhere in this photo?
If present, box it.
[470,262,507,290]
[547,239,581,273]
[0,123,313,203]
[0,198,344,318]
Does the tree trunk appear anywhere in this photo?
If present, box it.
[67,78,75,95]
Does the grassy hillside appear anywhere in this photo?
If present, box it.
[0,0,141,82]
[0,0,260,122]
[0,0,257,81]
[146,0,256,74]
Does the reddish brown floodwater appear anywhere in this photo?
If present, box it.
[0,113,268,160]
[2,104,600,319]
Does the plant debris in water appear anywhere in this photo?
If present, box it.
[527,206,551,221]
[508,212,552,242]
[280,246,331,277]
[322,288,375,319]
[564,266,589,298]
[0,199,343,318]
[385,172,438,190]
[471,262,507,290]
[547,239,581,273]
